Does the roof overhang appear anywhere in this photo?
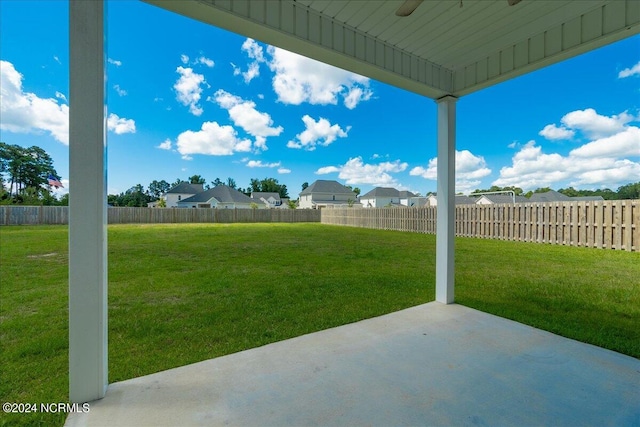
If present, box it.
[143,0,640,99]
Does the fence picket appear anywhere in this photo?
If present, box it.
[320,201,639,252]
[3,202,639,252]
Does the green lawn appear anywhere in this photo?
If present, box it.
[1,223,638,426]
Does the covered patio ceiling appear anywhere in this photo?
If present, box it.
[145,0,640,99]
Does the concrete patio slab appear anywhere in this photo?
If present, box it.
[65,303,640,427]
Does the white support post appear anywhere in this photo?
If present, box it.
[435,95,457,304]
[69,0,108,403]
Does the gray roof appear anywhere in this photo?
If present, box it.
[300,180,355,196]
[361,188,417,199]
[399,190,417,199]
[166,182,204,194]
[251,192,281,201]
[455,195,477,205]
[180,185,252,204]
[528,190,572,203]
[361,187,400,198]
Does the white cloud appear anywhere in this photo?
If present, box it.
[560,108,634,139]
[457,150,493,180]
[243,38,265,62]
[0,60,69,144]
[619,61,640,78]
[55,91,67,101]
[180,54,189,64]
[409,150,491,193]
[107,113,136,134]
[242,62,260,84]
[316,166,341,174]
[343,86,369,110]
[53,56,61,64]
[212,89,283,151]
[113,84,127,97]
[157,139,172,150]
[195,56,214,68]
[174,66,205,116]
[268,46,373,109]
[493,139,640,190]
[539,124,574,140]
[108,58,122,66]
[538,108,638,149]
[573,159,640,186]
[570,127,640,158]
[278,168,291,174]
[246,160,281,168]
[235,38,266,83]
[316,156,407,187]
[287,115,350,150]
[175,121,252,157]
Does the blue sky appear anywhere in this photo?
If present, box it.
[1,1,639,199]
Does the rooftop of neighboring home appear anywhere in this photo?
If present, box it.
[455,195,477,205]
[528,190,604,203]
[399,191,417,199]
[361,187,417,199]
[165,183,204,194]
[180,185,252,204]
[360,187,398,198]
[528,190,572,203]
[300,180,355,196]
[251,192,281,201]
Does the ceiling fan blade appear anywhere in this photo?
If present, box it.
[395,0,423,17]
[396,0,518,18]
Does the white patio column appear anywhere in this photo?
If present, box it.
[435,95,457,304]
[69,0,108,402]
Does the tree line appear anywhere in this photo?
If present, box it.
[108,175,290,207]
[0,142,64,206]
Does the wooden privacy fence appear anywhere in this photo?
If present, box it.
[0,206,320,225]
[321,200,640,252]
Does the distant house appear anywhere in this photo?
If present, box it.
[475,194,528,204]
[162,183,204,207]
[298,180,358,209]
[406,196,428,207]
[427,194,477,206]
[177,185,258,209]
[360,187,411,208]
[359,188,418,208]
[279,198,291,209]
[398,191,420,206]
[528,190,604,203]
[251,192,282,209]
[528,190,572,203]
